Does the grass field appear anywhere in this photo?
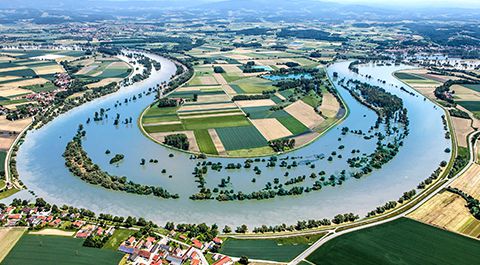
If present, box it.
[2,234,124,265]
[0,228,26,263]
[102,229,134,250]
[306,218,480,265]
[194,129,218,155]
[277,115,310,135]
[216,126,267,150]
[220,234,325,262]
[183,115,250,130]
[456,101,480,112]
[20,81,57,93]
[231,77,276,94]
[0,150,6,173]
[394,72,425,80]
[464,84,480,92]
[0,188,19,200]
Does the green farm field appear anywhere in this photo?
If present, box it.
[230,77,276,94]
[215,125,267,150]
[220,233,325,262]
[456,100,480,112]
[306,218,480,265]
[102,229,134,250]
[1,234,124,265]
[194,129,218,155]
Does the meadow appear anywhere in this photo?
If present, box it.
[219,233,325,262]
[306,218,480,265]
[1,234,124,265]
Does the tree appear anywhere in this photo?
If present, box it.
[223,225,232,233]
[239,256,249,265]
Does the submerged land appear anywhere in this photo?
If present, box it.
[0,1,479,264]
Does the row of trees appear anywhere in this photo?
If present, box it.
[63,125,178,199]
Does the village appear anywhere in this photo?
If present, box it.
[0,199,236,265]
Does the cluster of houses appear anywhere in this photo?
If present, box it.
[1,202,236,265]
[75,222,115,239]
[118,234,231,265]
[0,205,61,227]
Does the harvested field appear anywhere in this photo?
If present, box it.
[319,92,340,118]
[285,100,324,129]
[292,131,320,147]
[0,227,26,263]
[0,87,32,98]
[29,229,75,237]
[451,163,480,197]
[221,84,237,96]
[32,64,64,75]
[150,131,200,152]
[251,118,292,141]
[86,78,121,88]
[0,116,32,132]
[451,85,480,101]
[76,64,98,75]
[274,92,286,101]
[180,112,244,119]
[2,77,49,88]
[198,76,218,85]
[208,128,226,155]
[235,99,276,108]
[451,117,474,147]
[197,94,230,103]
[0,66,27,73]
[179,102,237,112]
[213,73,228,85]
[0,76,20,82]
[409,191,480,238]
[221,64,243,74]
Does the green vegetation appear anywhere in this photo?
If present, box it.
[64,125,178,199]
[0,150,6,174]
[216,126,267,150]
[21,81,58,93]
[1,235,124,265]
[102,229,134,250]
[456,101,480,112]
[194,129,218,155]
[164,133,189,150]
[0,188,20,200]
[277,115,310,135]
[394,72,425,80]
[306,218,480,265]
[230,77,276,94]
[220,234,325,262]
[183,115,250,130]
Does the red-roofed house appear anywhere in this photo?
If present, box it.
[191,239,202,249]
[212,256,232,265]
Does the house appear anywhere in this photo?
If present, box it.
[127,236,136,246]
[191,239,202,249]
[139,249,151,260]
[212,256,233,265]
[166,255,183,265]
[213,237,223,244]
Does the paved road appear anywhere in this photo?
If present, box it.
[289,131,477,265]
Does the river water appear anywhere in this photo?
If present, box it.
[11,55,450,227]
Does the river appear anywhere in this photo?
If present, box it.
[10,54,450,227]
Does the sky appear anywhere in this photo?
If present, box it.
[331,0,480,7]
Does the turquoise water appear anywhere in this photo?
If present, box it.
[263,73,313,81]
[10,57,450,227]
